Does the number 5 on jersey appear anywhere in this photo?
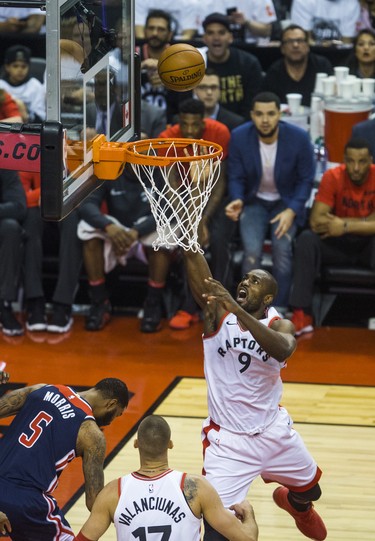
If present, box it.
[19,411,53,448]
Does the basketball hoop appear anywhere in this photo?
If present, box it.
[123,138,223,253]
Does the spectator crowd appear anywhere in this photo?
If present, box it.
[0,0,374,339]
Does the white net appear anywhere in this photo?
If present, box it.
[126,139,222,253]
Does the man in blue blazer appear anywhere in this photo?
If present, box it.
[225,91,315,309]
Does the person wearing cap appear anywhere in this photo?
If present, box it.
[0,45,46,122]
[198,12,263,118]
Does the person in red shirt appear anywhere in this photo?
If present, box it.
[0,89,22,122]
[140,98,231,333]
[290,137,375,335]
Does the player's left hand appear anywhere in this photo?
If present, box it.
[202,277,237,312]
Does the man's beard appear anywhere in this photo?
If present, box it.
[95,411,114,427]
[149,37,168,50]
[255,124,279,139]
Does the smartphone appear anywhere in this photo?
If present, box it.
[226,7,237,15]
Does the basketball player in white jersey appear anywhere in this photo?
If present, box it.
[182,247,327,541]
[73,415,258,541]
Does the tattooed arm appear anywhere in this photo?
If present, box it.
[76,420,107,511]
[73,479,119,541]
[0,384,45,419]
[184,474,258,541]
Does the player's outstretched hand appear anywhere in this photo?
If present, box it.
[202,277,238,312]
[0,512,11,534]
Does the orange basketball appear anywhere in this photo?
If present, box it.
[157,43,205,92]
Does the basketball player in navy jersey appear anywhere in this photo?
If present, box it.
[182,246,327,541]
[73,415,258,541]
[0,378,129,541]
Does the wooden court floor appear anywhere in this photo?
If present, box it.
[1,314,375,539]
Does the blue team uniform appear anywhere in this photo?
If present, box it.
[0,384,95,541]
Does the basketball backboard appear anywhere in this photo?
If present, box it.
[41,0,140,220]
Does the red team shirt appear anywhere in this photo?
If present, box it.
[315,164,375,218]
[159,118,230,160]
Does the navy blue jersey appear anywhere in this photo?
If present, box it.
[0,384,95,493]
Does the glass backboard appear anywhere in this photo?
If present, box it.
[41,0,140,220]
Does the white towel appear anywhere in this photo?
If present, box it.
[77,216,153,274]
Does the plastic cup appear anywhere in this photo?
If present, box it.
[314,72,328,93]
[341,80,354,100]
[334,66,349,84]
[311,95,322,112]
[286,93,302,115]
[362,78,375,97]
[322,77,335,97]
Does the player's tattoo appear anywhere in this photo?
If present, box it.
[81,424,106,509]
[0,387,36,418]
[183,476,198,504]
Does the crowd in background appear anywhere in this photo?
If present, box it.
[0,0,374,339]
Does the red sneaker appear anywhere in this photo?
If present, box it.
[273,487,327,540]
[291,309,314,336]
[169,310,199,330]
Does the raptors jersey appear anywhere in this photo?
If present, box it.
[114,469,201,541]
[0,384,94,493]
[203,307,285,433]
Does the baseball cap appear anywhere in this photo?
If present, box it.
[4,45,31,65]
[202,12,231,32]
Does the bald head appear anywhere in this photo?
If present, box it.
[260,269,278,301]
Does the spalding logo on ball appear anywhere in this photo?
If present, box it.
[157,43,205,92]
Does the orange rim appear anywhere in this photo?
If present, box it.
[123,137,223,165]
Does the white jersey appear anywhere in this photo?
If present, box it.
[291,0,360,40]
[114,469,201,541]
[203,307,285,434]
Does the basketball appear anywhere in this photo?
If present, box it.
[157,43,205,92]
